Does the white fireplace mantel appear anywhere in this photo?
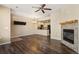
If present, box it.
[60,20,79,53]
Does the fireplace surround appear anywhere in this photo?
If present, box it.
[60,20,78,53]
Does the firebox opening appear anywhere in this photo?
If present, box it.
[63,29,74,44]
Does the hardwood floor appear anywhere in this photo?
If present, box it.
[0,35,77,54]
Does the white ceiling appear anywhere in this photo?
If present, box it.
[3,4,64,19]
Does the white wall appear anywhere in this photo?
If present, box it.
[51,5,79,40]
[0,6,11,44]
[11,15,37,38]
[11,14,49,38]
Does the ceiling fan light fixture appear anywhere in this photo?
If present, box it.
[16,6,18,8]
[32,4,52,14]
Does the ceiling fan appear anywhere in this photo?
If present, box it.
[32,4,52,13]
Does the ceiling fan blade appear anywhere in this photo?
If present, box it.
[41,4,46,8]
[35,9,40,12]
[32,6,41,8]
[41,9,45,13]
[44,8,52,10]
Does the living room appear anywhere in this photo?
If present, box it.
[0,4,79,54]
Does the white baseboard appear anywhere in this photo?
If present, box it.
[11,34,48,38]
[11,34,35,38]
[0,42,11,45]
[11,35,28,38]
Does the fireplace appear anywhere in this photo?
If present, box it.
[60,20,78,53]
[63,29,74,44]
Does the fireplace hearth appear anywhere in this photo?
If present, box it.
[63,29,74,44]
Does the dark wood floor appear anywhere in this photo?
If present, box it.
[0,35,77,54]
